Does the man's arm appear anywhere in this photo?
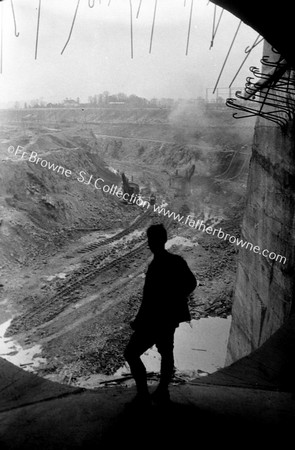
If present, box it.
[180,258,197,297]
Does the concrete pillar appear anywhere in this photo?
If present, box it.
[226,42,295,364]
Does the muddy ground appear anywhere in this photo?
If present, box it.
[1,205,241,385]
[0,106,252,386]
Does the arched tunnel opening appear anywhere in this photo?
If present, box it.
[0,0,294,448]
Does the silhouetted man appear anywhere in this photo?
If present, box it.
[124,223,197,406]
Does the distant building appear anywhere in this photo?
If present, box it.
[159,98,175,108]
[150,98,159,107]
[63,98,79,107]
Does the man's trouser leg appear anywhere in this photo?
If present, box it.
[124,330,155,396]
[156,327,175,391]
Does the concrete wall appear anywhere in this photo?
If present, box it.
[226,44,295,364]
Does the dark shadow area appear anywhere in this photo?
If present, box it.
[1,314,294,449]
[98,397,293,449]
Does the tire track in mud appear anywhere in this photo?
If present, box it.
[74,208,151,255]
[7,212,172,336]
[24,265,146,344]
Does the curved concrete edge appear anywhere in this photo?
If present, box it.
[0,357,84,413]
[0,382,294,449]
[0,316,295,448]
[191,314,295,391]
[2,312,292,413]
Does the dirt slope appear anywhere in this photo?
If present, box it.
[0,129,138,268]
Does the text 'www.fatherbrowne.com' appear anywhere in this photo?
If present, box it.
[7,145,286,265]
[152,204,287,265]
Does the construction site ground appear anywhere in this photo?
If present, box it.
[1,313,295,450]
[0,109,277,448]
[0,110,247,387]
[1,204,238,386]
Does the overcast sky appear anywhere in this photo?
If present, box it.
[0,0,263,105]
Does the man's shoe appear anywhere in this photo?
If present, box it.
[126,392,153,410]
[151,388,170,405]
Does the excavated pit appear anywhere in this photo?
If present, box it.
[0,105,254,387]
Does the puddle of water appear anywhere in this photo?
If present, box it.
[0,319,46,372]
[123,229,144,242]
[80,230,121,245]
[166,236,198,249]
[46,272,67,281]
[71,316,232,389]
[173,316,232,374]
[0,313,230,384]
[111,316,231,382]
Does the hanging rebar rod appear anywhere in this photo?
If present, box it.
[213,20,242,94]
[227,54,295,130]
[249,65,288,83]
[240,92,294,117]
[185,0,194,56]
[129,0,134,58]
[213,8,224,38]
[35,0,42,59]
[244,80,295,101]
[136,0,142,18]
[209,8,224,49]
[258,74,281,116]
[245,63,289,98]
[244,37,264,56]
[261,55,285,69]
[232,86,293,119]
[238,87,295,115]
[229,35,263,87]
[149,0,157,54]
[61,0,80,55]
[209,5,216,49]
[285,69,295,109]
[10,0,19,37]
[226,98,288,128]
